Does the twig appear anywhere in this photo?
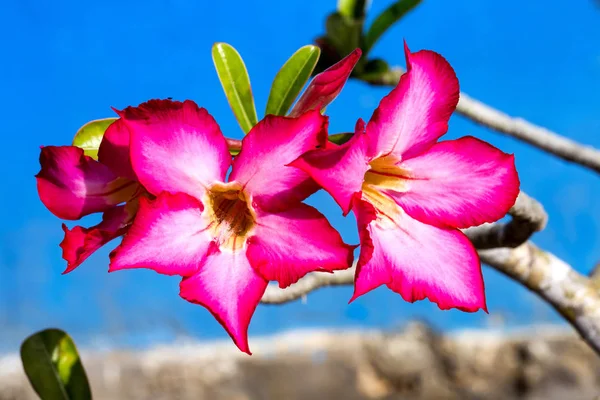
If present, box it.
[261,267,356,305]
[360,68,600,174]
[589,262,600,283]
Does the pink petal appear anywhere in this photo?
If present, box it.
[365,43,459,159]
[289,48,362,117]
[389,136,520,229]
[61,203,136,273]
[291,120,370,215]
[98,118,136,180]
[246,203,355,288]
[36,146,138,220]
[126,99,231,199]
[230,111,327,211]
[110,192,213,277]
[351,197,486,312]
[99,100,179,180]
[180,249,268,354]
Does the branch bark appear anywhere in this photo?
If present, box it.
[360,68,600,174]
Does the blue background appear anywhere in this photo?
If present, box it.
[1,0,599,352]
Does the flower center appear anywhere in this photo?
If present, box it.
[361,156,409,224]
[205,181,256,251]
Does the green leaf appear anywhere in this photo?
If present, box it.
[265,45,320,116]
[337,0,369,19]
[21,329,92,400]
[212,42,258,134]
[72,118,117,159]
[328,132,354,145]
[364,0,422,54]
[326,13,362,60]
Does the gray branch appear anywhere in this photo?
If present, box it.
[360,68,600,174]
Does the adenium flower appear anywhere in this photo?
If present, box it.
[293,43,520,311]
[35,45,362,276]
[108,100,354,354]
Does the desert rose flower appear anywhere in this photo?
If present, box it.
[109,100,354,354]
[292,43,520,311]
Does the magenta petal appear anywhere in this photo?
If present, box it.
[391,136,520,229]
[351,198,486,312]
[230,111,327,211]
[61,204,133,273]
[291,128,370,215]
[180,249,268,354]
[126,99,231,199]
[349,196,385,297]
[97,118,136,180]
[110,192,213,277]
[99,100,181,180]
[365,43,459,159]
[289,48,362,117]
[247,203,355,288]
[36,146,137,220]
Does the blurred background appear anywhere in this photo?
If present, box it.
[1,0,600,398]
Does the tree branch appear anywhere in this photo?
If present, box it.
[360,68,600,174]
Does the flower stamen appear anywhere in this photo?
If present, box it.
[206,182,256,250]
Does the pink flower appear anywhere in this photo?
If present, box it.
[35,101,173,273]
[108,100,354,354]
[292,43,520,311]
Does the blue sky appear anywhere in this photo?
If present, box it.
[1,0,599,352]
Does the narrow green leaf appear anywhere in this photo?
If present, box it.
[364,0,422,54]
[21,329,92,400]
[337,0,369,19]
[212,43,258,134]
[328,132,354,145]
[72,118,116,159]
[265,45,320,116]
